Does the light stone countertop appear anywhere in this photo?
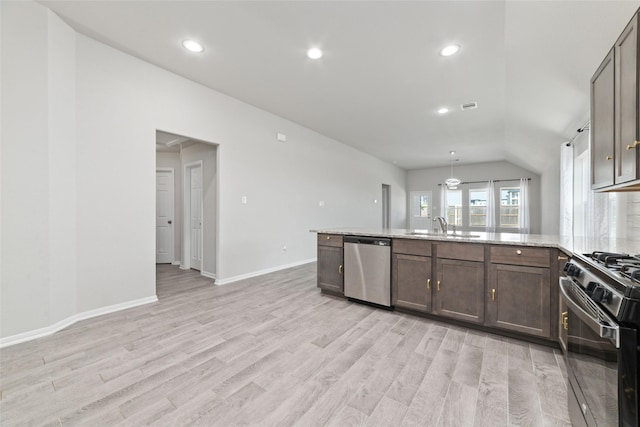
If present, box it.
[311,228,640,256]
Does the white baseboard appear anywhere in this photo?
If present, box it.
[0,295,158,349]
[171,261,181,266]
[201,270,216,280]
[179,264,189,270]
[216,258,316,286]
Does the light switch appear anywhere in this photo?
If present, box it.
[319,201,325,207]
[276,133,287,142]
[241,196,248,204]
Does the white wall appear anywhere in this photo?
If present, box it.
[407,161,541,234]
[180,142,217,276]
[1,1,407,340]
[1,3,78,337]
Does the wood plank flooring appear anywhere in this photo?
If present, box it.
[0,263,571,426]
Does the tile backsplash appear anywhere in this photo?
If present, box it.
[629,193,640,239]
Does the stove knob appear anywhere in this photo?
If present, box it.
[591,285,604,300]
[585,282,598,296]
[566,265,581,277]
[600,289,613,304]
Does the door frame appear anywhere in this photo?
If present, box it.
[409,190,433,230]
[156,167,175,263]
[183,160,203,271]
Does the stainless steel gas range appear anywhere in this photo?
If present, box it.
[560,252,640,427]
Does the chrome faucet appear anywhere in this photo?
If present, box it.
[433,216,448,233]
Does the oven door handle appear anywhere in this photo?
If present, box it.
[559,277,620,348]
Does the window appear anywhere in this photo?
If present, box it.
[500,187,520,228]
[469,189,488,227]
[445,190,462,226]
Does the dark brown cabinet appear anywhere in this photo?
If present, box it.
[591,9,640,191]
[591,48,616,189]
[317,234,343,294]
[392,239,432,312]
[487,264,551,338]
[433,243,485,324]
[614,12,639,185]
[487,246,553,338]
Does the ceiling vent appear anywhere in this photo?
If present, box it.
[460,101,478,111]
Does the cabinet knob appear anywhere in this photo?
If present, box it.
[437,280,441,291]
[326,236,330,240]
[427,278,431,290]
[561,311,569,330]
[605,155,613,160]
[338,264,343,274]
[492,288,496,301]
[516,249,522,255]
[558,255,568,261]
[627,140,640,150]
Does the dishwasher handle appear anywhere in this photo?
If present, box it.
[344,236,391,246]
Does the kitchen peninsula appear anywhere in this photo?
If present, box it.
[313,228,636,346]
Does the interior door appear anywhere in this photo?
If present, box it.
[156,169,174,264]
[190,165,203,271]
[409,191,432,230]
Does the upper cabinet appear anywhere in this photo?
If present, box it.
[591,10,640,191]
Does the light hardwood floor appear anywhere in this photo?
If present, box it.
[0,263,571,426]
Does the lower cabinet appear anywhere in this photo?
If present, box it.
[487,264,551,338]
[434,258,485,324]
[393,254,432,312]
[317,245,343,294]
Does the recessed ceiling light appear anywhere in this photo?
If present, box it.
[440,44,460,57]
[182,39,204,53]
[437,107,449,114]
[307,47,323,59]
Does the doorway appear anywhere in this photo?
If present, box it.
[156,130,218,284]
[382,184,391,228]
[156,168,175,263]
[409,190,432,230]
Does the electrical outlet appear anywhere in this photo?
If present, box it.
[282,245,287,251]
[319,200,325,207]
[241,196,247,204]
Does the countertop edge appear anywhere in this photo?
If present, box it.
[311,228,561,248]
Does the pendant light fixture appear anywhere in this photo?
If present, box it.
[445,151,461,189]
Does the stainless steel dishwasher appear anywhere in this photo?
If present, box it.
[343,236,391,308]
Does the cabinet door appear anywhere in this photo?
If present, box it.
[434,259,484,324]
[615,13,639,184]
[393,254,432,312]
[559,297,568,354]
[317,245,343,294]
[487,264,551,338]
[591,48,615,189]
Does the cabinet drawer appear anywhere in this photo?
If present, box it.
[436,242,484,262]
[490,246,550,267]
[393,239,432,256]
[318,234,343,247]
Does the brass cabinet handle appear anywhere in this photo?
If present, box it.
[437,280,441,291]
[427,279,431,290]
[605,155,613,160]
[338,264,343,274]
[558,256,568,261]
[627,140,640,150]
[516,249,522,255]
[492,288,496,301]
[561,311,569,330]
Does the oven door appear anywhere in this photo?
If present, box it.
[560,277,619,427]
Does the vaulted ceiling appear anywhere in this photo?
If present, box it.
[40,1,639,173]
